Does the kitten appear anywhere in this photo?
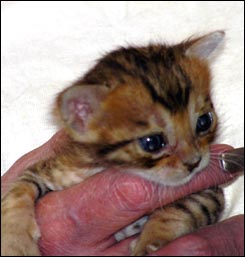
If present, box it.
[2,31,225,256]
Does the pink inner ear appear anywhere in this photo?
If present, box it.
[66,98,93,133]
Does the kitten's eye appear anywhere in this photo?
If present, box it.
[139,134,166,153]
[196,112,213,135]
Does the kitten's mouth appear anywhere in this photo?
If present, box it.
[184,157,202,173]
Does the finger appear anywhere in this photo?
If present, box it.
[148,215,244,256]
[1,130,68,195]
[36,144,241,255]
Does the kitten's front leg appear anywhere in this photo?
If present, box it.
[1,178,46,256]
[131,188,224,256]
[130,207,192,256]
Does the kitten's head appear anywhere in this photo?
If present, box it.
[56,31,224,186]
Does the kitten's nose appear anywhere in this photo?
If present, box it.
[184,156,202,172]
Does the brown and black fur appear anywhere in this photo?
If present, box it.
[1,31,225,256]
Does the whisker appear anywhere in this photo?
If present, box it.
[210,155,244,170]
[211,154,243,162]
[212,153,244,160]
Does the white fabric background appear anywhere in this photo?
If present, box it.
[2,2,244,218]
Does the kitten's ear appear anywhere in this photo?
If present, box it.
[185,31,225,60]
[57,84,109,140]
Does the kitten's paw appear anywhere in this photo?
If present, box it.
[130,237,165,256]
[1,234,41,256]
[1,212,41,256]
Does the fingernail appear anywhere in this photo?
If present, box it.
[220,147,244,173]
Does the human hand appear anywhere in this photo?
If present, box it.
[2,131,244,256]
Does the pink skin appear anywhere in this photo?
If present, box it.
[1,130,244,256]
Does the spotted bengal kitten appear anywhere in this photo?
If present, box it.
[2,31,225,256]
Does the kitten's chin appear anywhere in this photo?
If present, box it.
[126,152,210,187]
